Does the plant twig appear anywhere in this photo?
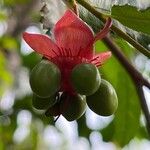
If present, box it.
[103,37,150,88]
[76,0,150,58]
[63,0,79,15]
[136,84,150,135]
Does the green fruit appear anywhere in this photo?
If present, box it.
[86,79,118,116]
[71,63,101,96]
[30,59,61,97]
[32,94,56,110]
[45,102,60,117]
[60,93,87,121]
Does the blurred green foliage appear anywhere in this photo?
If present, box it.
[3,0,31,6]
[0,52,13,96]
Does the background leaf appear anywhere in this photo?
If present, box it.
[95,40,141,146]
[111,5,150,35]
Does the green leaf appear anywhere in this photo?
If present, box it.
[111,5,150,35]
[100,122,114,142]
[95,40,141,146]
[21,52,41,70]
[77,114,91,138]
[136,126,149,139]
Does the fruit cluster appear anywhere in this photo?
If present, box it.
[30,59,118,121]
[23,10,116,121]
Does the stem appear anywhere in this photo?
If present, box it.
[76,0,150,58]
[112,26,150,58]
[63,0,79,16]
[103,37,150,88]
[136,84,150,135]
[103,36,150,135]
[73,0,79,16]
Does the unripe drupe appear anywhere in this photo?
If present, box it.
[60,93,87,121]
[30,59,61,98]
[71,63,101,96]
[32,94,56,110]
[86,79,118,116]
[45,102,61,117]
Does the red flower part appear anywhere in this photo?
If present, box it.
[23,10,112,93]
